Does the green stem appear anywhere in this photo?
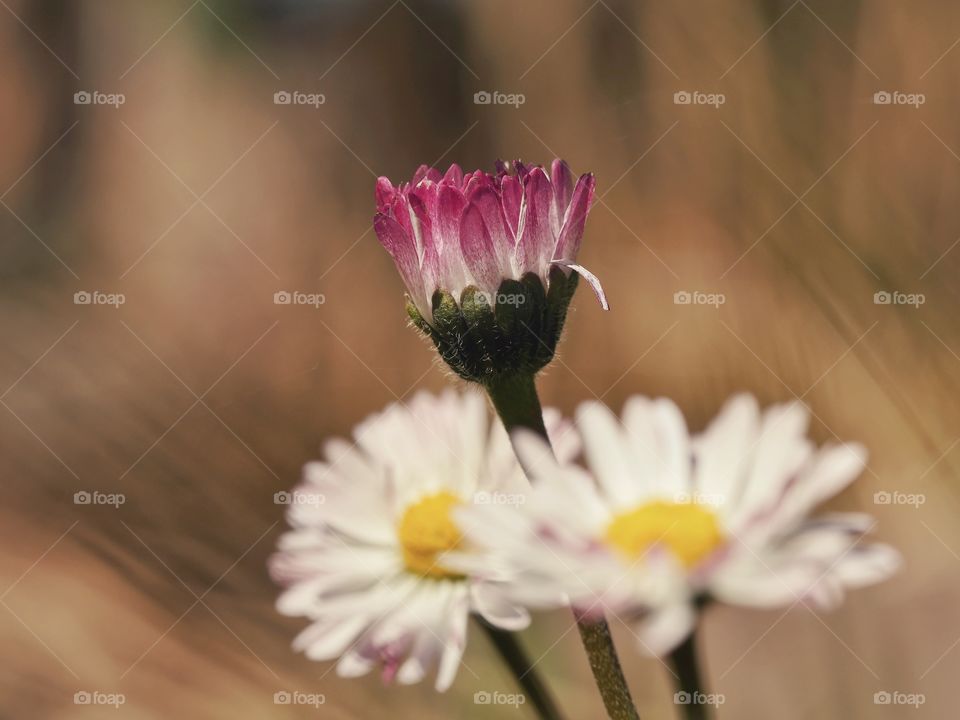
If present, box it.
[478,619,564,720]
[485,373,548,450]
[668,631,710,720]
[575,618,641,720]
[485,373,641,720]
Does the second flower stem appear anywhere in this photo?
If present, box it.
[668,631,710,720]
[478,619,564,720]
[486,373,641,720]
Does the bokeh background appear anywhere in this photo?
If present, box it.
[1,0,958,717]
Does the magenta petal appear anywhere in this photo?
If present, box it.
[389,194,414,245]
[408,188,440,296]
[412,164,442,185]
[375,177,395,213]
[552,260,609,310]
[466,185,514,271]
[516,167,554,276]
[554,173,596,262]
[494,159,510,176]
[551,159,574,220]
[411,164,431,184]
[443,163,463,187]
[459,202,501,295]
[463,171,495,199]
[514,160,532,181]
[436,184,469,292]
[374,212,427,313]
[500,175,522,239]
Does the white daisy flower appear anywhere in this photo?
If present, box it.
[464,393,901,656]
[268,389,577,691]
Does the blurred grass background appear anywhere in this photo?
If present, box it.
[0,0,958,717]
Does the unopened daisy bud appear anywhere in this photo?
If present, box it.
[374,159,607,385]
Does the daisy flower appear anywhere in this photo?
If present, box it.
[373,160,606,383]
[268,389,577,691]
[463,393,901,656]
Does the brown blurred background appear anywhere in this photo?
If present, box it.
[1,0,958,717]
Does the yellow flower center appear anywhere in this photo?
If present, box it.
[604,500,724,568]
[397,491,465,579]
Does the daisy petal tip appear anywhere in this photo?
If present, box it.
[552,260,609,310]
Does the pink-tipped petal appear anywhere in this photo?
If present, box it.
[436,184,469,292]
[412,165,442,186]
[552,260,609,310]
[375,177,395,213]
[516,167,554,277]
[550,159,574,223]
[411,164,432,184]
[408,188,440,298]
[460,202,502,296]
[443,163,463,186]
[463,170,495,199]
[554,173,596,263]
[500,175,522,240]
[465,185,515,271]
[375,212,428,315]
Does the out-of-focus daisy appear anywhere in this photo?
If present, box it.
[463,393,901,655]
[268,390,577,691]
[373,160,605,383]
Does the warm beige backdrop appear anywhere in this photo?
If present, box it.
[0,1,957,717]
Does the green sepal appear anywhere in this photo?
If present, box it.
[407,269,582,385]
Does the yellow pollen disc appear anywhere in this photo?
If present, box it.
[397,491,465,579]
[604,500,724,568]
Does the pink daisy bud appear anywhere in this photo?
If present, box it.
[373,159,607,384]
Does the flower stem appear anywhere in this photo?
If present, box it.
[477,618,565,720]
[575,618,640,720]
[485,373,641,720]
[485,373,548,455]
[668,631,710,720]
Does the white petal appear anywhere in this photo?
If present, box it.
[635,602,696,656]
[336,649,375,678]
[760,443,867,538]
[295,615,369,661]
[577,401,638,507]
[435,586,470,691]
[470,581,531,631]
[832,543,901,588]
[620,396,692,501]
[691,393,759,503]
[511,428,561,481]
